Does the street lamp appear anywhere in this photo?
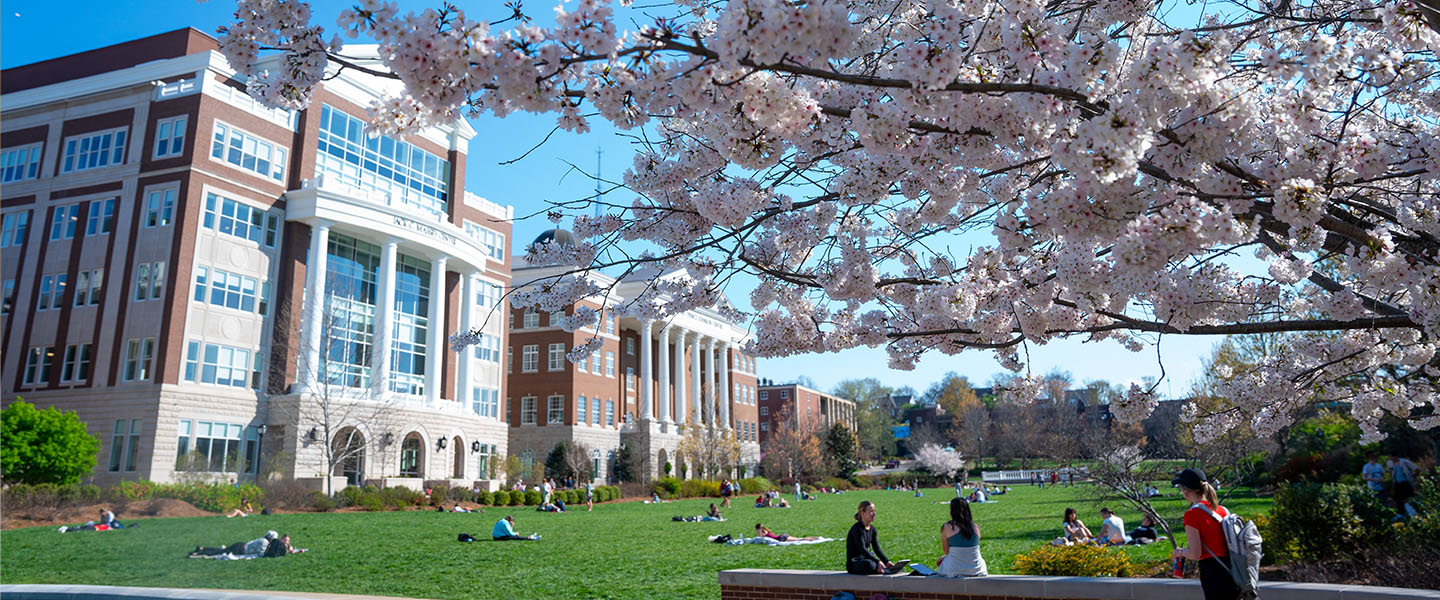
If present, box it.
[255,424,268,481]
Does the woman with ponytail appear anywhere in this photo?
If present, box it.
[1171,468,1238,600]
[936,498,988,577]
[845,500,895,575]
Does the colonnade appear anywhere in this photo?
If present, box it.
[299,219,483,405]
[636,320,732,430]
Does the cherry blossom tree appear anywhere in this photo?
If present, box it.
[221,0,1440,444]
[913,443,967,480]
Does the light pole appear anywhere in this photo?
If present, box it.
[255,424,268,481]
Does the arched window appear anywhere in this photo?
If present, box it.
[452,436,464,479]
[400,433,423,478]
[333,427,366,486]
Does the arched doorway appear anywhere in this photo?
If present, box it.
[657,448,669,479]
[399,433,423,478]
[332,427,366,486]
[452,436,464,479]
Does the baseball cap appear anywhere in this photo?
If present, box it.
[1172,468,1205,490]
[265,530,279,540]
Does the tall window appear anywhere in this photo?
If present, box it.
[317,104,451,216]
[464,222,505,260]
[547,395,565,424]
[521,344,538,373]
[521,396,537,425]
[60,344,93,383]
[606,400,615,426]
[605,351,616,377]
[605,312,616,334]
[472,386,500,418]
[61,127,127,173]
[210,122,286,181]
[471,333,501,362]
[144,188,175,227]
[36,274,65,310]
[578,395,589,424]
[324,234,380,389]
[389,254,431,395]
[133,261,166,301]
[1,144,42,182]
[183,341,257,389]
[522,309,539,329]
[176,420,254,473]
[626,367,635,391]
[399,435,421,477]
[1,211,29,248]
[123,338,156,381]
[203,193,280,247]
[153,116,187,158]
[49,204,78,240]
[548,343,566,371]
[2,279,14,314]
[591,397,602,425]
[23,346,54,386]
[626,337,635,355]
[109,420,128,472]
[85,198,115,236]
[73,268,103,306]
[475,279,502,310]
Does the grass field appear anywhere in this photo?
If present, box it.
[0,483,1273,600]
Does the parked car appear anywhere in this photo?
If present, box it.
[884,459,900,469]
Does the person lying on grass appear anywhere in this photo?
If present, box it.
[492,515,540,540]
[190,531,280,557]
[754,523,822,542]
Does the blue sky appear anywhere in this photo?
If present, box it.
[1,0,1225,398]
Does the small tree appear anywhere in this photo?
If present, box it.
[545,441,571,479]
[760,421,825,483]
[1,399,102,485]
[675,412,741,480]
[914,444,967,481]
[824,423,860,478]
[1086,444,1180,551]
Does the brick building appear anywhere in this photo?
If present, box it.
[507,241,761,481]
[755,380,857,446]
[1,29,512,488]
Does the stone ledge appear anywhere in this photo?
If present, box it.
[717,570,1440,600]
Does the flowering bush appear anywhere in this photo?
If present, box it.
[1013,543,1141,577]
[225,0,1440,443]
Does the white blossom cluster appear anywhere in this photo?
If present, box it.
[223,0,1440,440]
[913,443,966,478]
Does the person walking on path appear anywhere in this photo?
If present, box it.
[1170,468,1238,600]
[1388,453,1420,516]
[1361,452,1388,505]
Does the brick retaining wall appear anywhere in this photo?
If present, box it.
[718,569,1440,600]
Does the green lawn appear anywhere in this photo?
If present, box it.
[0,484,1272,600]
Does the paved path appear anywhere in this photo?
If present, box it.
[1,584,434,600]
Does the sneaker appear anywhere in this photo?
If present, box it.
[58,526,67,533]
[530,533,541,540]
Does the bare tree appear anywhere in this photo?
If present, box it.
[676,414,741,480]
[760,421,825,484]
[272,287,402,495]
[1085,444,1181,552]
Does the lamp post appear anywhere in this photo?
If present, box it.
[256,424,268,481]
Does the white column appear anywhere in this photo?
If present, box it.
[457,271,477,412]
[690,333,703,427]
[657,323,672,424]
[719,342,731,430]
[372,238,399,398]
[639,319,653,422]
[424,256,447,404]
[702,338,716,427]
[299,219,331,393]
[674,329,687,425]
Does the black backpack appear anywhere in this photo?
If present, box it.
[458,533,476,542]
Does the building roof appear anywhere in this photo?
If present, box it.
[1,28,218,95]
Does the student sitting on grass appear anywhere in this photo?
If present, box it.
[1096,507,1129,546]
[1127,514,1160,544]
[1061,507,1094,544]
[492,515,540,540]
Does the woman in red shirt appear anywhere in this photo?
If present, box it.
[1170,468,1238,600]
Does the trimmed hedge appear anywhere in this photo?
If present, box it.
[1012,543,1142,577]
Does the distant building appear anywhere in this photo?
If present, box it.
[506,235,761,481]
[756,380,857,445]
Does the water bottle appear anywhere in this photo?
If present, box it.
[1172,557,1184,578]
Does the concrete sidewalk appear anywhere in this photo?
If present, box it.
[1,584,436,600]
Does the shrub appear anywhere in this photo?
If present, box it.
[474,490,492,505]
[850,474,875,489]
[117,480,157,501]
[821,477,852,491]
[448,486,471,502]
[1274,453,1323,483]
[680,479,721,498]
[358,493,385,512]
[738,477,772,494]
[508,491,524,506]
[309,491,336,512]
[429,484,450,506]
[524,490,542,505]
[1266,481,1390,563]
[339,486,364,508]
[655,477,682,496]
[1013,543,1140,577]
[1,399,103,485]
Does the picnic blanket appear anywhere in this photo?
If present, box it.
[190,553,264,560]
[710,535,834,546]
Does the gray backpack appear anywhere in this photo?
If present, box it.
[1197,504,1263,600]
